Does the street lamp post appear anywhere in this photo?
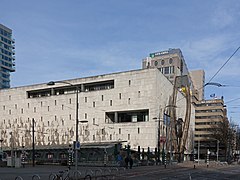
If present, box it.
[32,118,35,167]
[217,140,219,162]
[75,85,79,170]
[47,81,84,170]
[153,117,161,164]
[0,139,3,150]
[198,139,200,165]
[207,137,220,162]
[157,118,160,164]
[9,132,14,168]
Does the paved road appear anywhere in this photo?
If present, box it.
[118,164,240,180]
[0,163,239,180]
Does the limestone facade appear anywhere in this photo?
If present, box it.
[0,68,192,152]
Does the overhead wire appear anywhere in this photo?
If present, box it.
[206,46,240,84]
[176,46,240,103]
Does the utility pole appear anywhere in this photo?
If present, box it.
[10,132,14,168]
[198,139,200,165]
[75,86,79,170]
[157,118,160,164]
[153,116,161,164]
[32,118,35,167]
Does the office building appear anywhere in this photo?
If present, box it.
[142,48,204,102]
[0,24,15,89]
[142,48,189,84]
[194,98,227,159]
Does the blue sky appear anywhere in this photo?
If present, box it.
[1,0,240,124]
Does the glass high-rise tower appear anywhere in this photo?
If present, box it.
[0,24,15,88]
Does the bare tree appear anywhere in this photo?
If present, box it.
[210,119,236,162]
[235,127,240,161]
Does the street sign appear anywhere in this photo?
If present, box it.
[75,141,80,150]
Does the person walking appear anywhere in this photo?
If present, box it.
[129,156,133,169]
[125,156,129,169]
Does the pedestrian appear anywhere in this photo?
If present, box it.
[125,156,129,169]
[129,157,133,169]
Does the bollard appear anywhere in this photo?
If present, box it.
[164,154,167,168]
[68,145,73,169]
[207,150,209,168]
[193,153,196,169]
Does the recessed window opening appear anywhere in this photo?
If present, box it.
[106,109,149,123]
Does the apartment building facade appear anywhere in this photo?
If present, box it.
[0,24,15,89]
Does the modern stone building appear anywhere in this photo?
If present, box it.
[0,24,15,89]
[0,68,194,163]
